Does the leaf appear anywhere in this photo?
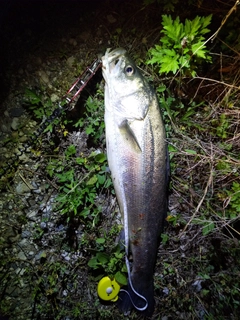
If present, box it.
[80,208,90,217]
[86,125,94,135]
[86,175,98,186]
[95,153,107,163]
[168,145,177,153]
[65,144,76,156]
[88,257,99,269]
[202,222,215,236]
[161,233,169,245]
[97,174,106,185]
[115,271,127,286]
[184,149,197,155]
[96,237,105,244]
[191,42,207,58]
[157,84,166,93]
[160,55,180,74]
[96,252,109,264]
[201,14,212,31]
[25,88,42,104]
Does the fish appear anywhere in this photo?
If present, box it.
[102,48,168,316]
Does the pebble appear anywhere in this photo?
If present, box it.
[66,56,75,68]
[11,117,20,130]
[17,251,27,260]
[50,93,59,102]
[26,210,38,220]
[40,222,47,229]
[35,251,47,260]
[21,230,31,238]
[15,182,31,194]
[38,70,49,84]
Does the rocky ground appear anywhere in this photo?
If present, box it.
[0,1,240,320]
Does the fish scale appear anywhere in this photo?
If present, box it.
[102,48,168,316]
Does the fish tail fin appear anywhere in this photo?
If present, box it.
[117,281,155,316]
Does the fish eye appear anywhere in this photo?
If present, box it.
[125,65,134,76]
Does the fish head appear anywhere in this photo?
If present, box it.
[102,48,152,121]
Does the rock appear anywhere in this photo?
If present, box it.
[11,117,20,131]
[40,222,47,229]
[15,182,31,194]
[17,251,27,260]
[1,123,11,133]
[66,56,75,68]
[26,210,38,220]
[50,93,59,103]
[35,251,47,260]
[38,70,49,84]
[21,230,31,238]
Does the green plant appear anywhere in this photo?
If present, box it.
[211,113,229,139]
[157,86,204,133]
[74,89,105,145]
[46,146,112,225]
[147,14,212,76]
[88,241,127,286]
[226,181,240,215]
[24,88,66,133]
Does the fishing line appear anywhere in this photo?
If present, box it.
[119,255,148,312]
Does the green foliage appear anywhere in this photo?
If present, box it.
[211,114,229,139]
[88,242,127,286]
[226,182,240,214]
[147,14,212,76]
[157,85,204,133]
[74,90,105,144]
[46,148,112,225]
[24,88,65,133]
[24,88,54,119]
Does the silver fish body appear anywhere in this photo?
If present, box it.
[102,48,168,315]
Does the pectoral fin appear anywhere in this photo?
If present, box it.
[119,120,142,153]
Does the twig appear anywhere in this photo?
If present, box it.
[180,167,213,235]
[212,0,240,41]
[18,172,33,190]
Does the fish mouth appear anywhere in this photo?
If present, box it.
[102,48,126,79]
